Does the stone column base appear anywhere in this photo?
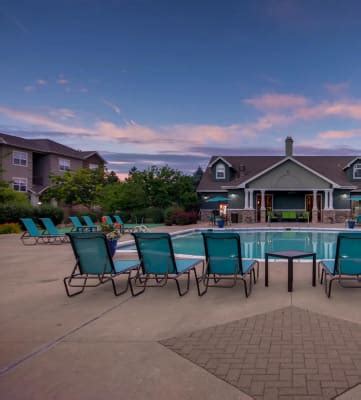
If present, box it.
[312,210,319,223]
[260,209,266,224]
[334,210,352,223]
[322,210,336,223]
[240,209,256,223]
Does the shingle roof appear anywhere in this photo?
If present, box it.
[197,155,361,191]
[0,132,103,161]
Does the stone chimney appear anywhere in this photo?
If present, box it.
[285,136,293,157]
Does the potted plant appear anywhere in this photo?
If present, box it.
[215,215,225,228]
[100,222,121,256]
[346,217,356,229]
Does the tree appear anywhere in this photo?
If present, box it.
[43,168,105,207]
[193,166,204,187]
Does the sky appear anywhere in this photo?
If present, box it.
[2,0,361,178]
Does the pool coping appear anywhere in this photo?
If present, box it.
[116,226,355,261]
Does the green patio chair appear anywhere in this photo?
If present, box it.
[65,232,141,297]
[113,215,140,233]
[39,218,68,243]
[131,232,203,296]
[20,218,53,245]
[113,215,124,225]
[103,215,114,225]
[319,232,361,297]
[69,216,88,232]
[82,215,99,231]
[200,232,259,297]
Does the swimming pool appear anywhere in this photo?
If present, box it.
[119,229,348,259]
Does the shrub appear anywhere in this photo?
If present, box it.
[0,203,64,225]
[35,204,64,225]
[0,223,22,234]
[143,207,164,223]
[0,204,34,224]
[164,206,184,225]
[173,211,198,225]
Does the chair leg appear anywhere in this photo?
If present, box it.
[111,274,130,296]
[63,276,86,297]
[128,273,146,297]
[197,273,209,296]
[175,272,191,296]
[320,268,325,284]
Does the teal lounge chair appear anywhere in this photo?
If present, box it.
[20,218,52,245]
[39,218,68,243]
[103,215,114,225]
[82,215,99,231]
[131,232,203,296]
[356,215,361,225]
[113,215,124,225]
[113,215,142,233]
[319,232,361,297]
[200,232,259,297]
[65,232,141,297]
[69,216,88,232]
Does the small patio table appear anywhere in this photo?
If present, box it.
[265,250,316,292]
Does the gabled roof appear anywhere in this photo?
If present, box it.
[197,154,361,192]
[239,156,339,188]
[0,132,104,162]
[343,157,361,170]
[208,156,233,168]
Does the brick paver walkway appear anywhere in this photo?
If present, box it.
[161,306,361,400]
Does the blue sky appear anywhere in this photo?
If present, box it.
[2,0,361,177]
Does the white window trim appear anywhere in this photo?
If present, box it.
[353,163,361,179]
[89,163,98,170]
[216,163,226,180]
[59,158,71,171]
[12,177,28,192]
[12,151,28,167]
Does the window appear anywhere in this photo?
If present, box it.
[89,163,98,170]
[59,158,70,171]
[13,178,27,192]
[216,163,226,179]
[354,163,361,179]
[12,151,28,166]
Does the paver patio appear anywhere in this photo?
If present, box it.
[1,224,361,400]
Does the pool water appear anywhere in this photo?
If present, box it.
[123,230,341,259]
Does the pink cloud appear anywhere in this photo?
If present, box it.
[318,130,360,139]
[57,79,69,85]
[244,93,308,110]
[324,82,349,96]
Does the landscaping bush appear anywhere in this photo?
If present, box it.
[35,204,64,225]
[0,223,22,234]
[173,210,198,225]
[0,203,34,224]
[143,207,164,223]
[164,206,184,225]
[0,203,64,225]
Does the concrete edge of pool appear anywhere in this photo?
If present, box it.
[116,226,355,261]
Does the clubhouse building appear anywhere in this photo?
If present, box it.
[197,137,361,224]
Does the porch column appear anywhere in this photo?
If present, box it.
[244,189,249,209]
[260,190,266,209]
[312,190,318,223]
[324,190,329,210]
[329,189,334,209]
[260,189,266,223]
[249,189,254,209]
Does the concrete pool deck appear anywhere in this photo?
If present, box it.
[1,223,361,399]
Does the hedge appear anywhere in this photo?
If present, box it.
[0,203,64,225]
